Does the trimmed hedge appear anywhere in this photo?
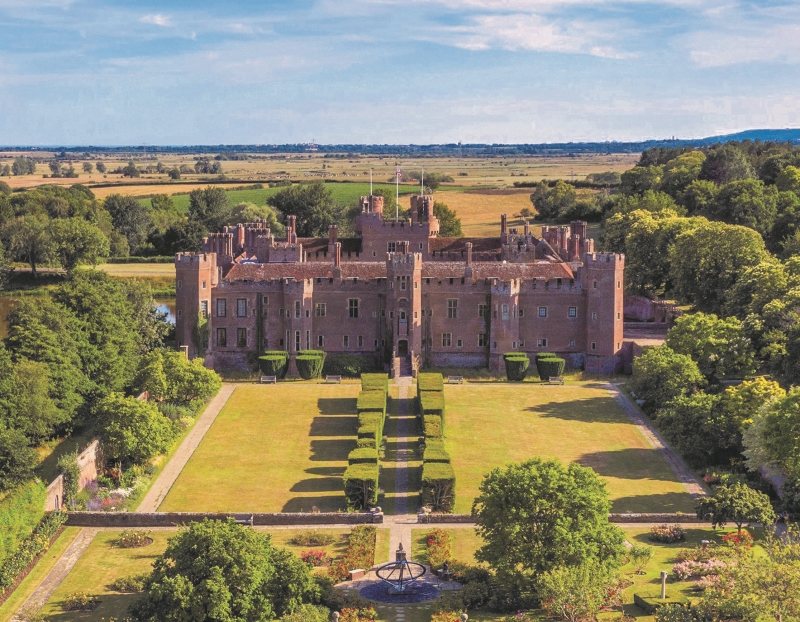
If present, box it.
[361,373,389,394]
[343,464,379,510]
[358,412,384,443]
[258,351,288,378]
[417,372,444,396]
[423,439,451,464]
[423,415,443,438]
[357,391,387,417]
[536,357,566,381]
[503,353,529,381]
[0,510,67,595]
[356,438,377,450]
[358,424,380,447]
[296,350,326,380]
[0,480,47,566]
[419,391,445,427]
[421,463,456,513]
[323,354,378,378]
[535,352,558,362]
[348,448,379,465]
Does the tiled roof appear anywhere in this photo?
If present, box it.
[422,262,573,280]
[225,262,386,282]
[298,238,362,254]
[428,237,503,253]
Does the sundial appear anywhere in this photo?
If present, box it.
[359,542,439,603]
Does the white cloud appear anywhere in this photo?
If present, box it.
[140,13,170,27]
[685,23,800,67]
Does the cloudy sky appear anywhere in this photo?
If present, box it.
[0,0,798,145]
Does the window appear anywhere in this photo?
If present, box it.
[358,335,363,347]
[447,299,458,319]
[591,342,597,350]
[538,306,547,318]
[401,277,407,291]
[520,340,525,347]
[593,280,597,289]
[457,339,463,348]
[442,333,452,347]
[570,339,575,347]
[478,304,488,318]
[617,312,621,320]
[216,299,226,317]
[419,243,423,250]
[348,299,359,318]
[591,312,597,320]
[568,306,577,318]
[178,280,182,290]
[216,328,227,347]
[343,335,349,347]
[280,308,285,317]
[387,242,396,253]
[519,309,524,318]
[264,297,269,306]
[315,303,326,317]
[618,280,621,289]
[318,335,324,348]
[502,304,509,320]
[237,328,247,347]
[617,342,621,350]
[279,338,284,347]
[374,339,379,347]
[295,301,301,318]
[263,337,269,347]
[202,281,207,289]
[200,300,208,318]
[177,310,182,318]
[512,341,517,349]
[237,299,247,317]
[537,338,547,347]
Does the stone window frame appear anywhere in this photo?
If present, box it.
[343,335,350,347]
[478,333,488,347]
[315,303,327,317]
[236,298,247,318]
[538,306,548,318]
[295,301,301,319]
[216,298,227,318]
[447,299,458,319]
[237,327,247,348]
[442,333,452,347]
[348,298,360,318]
[318,335,324,348]
[217,327,227,347]
[568,306,577,318]
[537,337,547,347]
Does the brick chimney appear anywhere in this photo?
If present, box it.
[466,242,473,266]
[523,220,530,237]
[500,214,508,235]
[334,241,341,267]
[287,216,297,244]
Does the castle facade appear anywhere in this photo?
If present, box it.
[175,195,624,375]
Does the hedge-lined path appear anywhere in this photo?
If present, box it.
[607,383,706,498]
[10,528,99,622]
[393,377,414,517]
[137,384,236,512]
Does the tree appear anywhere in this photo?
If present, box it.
[700,145,756,185]
[118,279,171,355]
[161,351,222,403]
[130,518,314,621]
[168,167,181,180]
[629,545,654,574]
[680,179,719,215]
[82,162,93,174]
[133,351,168,401]
[0,427,38,491]
[267,182,341,237]
[530,180,576,221]
[5,359,66,443]
[538,560,622,622]
[95,161,106,174]
[472,458,624,590]
[122,160,140,178]
[433,201,462,237]
[725,260,791,318]
[159,221,207,254]
[227,202,285,236]
[627,346,706,414]
[11,158,35,176]
[103,194,153,255]
[620,165,662,195]
[704,179,778,236]
[48,161,62,178]
[4,215,51,277]
[189,187,232,233]
[720,377,785,432]
[669,222,769,313]
[47,218,109,271]
[98,393,175,464]
[665,313,756,381]
[0,243,12,292]
[659,151,705,200]
[606,190,682,217]
[695,482,775,533]
[744,388,800,478]
[776,165,800,194]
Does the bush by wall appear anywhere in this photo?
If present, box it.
[258,351,288,378]
[356,438,377,450]
[361,373,389,394]
[503,353,530,381]
[323,354,378,378]
[421,463,456,513]
[425,528,452,571]
[0,480,47,566]
[348,448,379,465]
[536,357,565,381]
[423,439,451,464]
[343,464,379,511]
[0,510,67,595]
[296,351,326,380]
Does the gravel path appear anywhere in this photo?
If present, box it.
[137,384,236,512]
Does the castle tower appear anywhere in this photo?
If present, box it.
[386,249,423,358]
[175,252,218,359]
[488,277,521,371]
[582,252,625,373]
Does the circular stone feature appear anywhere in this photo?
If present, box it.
[359,581,440,603]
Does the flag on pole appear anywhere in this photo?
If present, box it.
[396,167,402,180]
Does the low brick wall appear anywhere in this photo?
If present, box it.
[419,514,473,523]
[65,511,383,527]
[419,513,701,524]
[45,439,101,512]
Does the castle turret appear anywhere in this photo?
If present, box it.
[386,250,423,359]
[175,252,218,359]
[582,252,624,373]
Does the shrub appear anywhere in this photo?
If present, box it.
[423,415,443,438]
[535,352,557,361]
[328,526,376,582]
[536,356,565,381]
[357,391,386,418]
[0,480,47,567]
[289,530,336,547]
[503,352,530,381]
[258,351,288,378]
[426,529,452,571]
[340,607,378,621]
[62,591,99,611]
[296,351,326,379]
[356,438,376,450]
[280,604,331,622]
[116,529,153,548]
[655,604,700,622]
[357,423,380,447]
[431,613,462,622]
[629,545,654,574]
[361,373,389,394]
[0,510,67,595]
[300,550,331,567]
[449,561,491,585]
[323,354,377,377]
[56,452,81,505]
[418,372,444,395]
[421,462,456,512]
[348,448,379,465]
[649,524,686,543]
[420,391,445,426]
[343,464,379,510]
[671,558,726,580]
[111,573,148,592]
[423,439,451,463]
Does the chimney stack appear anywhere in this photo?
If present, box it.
[328,224,338,246]
[500,214,508,235]
[466,242,473,266]
[523,221,530,237]
[334,242,341,267]
[287,216,297,244]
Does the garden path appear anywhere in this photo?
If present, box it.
[393,376,414,517]
[10,528,99,622]
[608,383,706,498]
[137,383,236,512]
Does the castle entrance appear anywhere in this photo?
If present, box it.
[398,340,408,356]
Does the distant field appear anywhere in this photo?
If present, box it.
[96,263,175,276]
[413,189,534,237]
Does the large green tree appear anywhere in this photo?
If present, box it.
[4,215,50,277]
[267,182,340,237]
[472,458,624,600]
[700,145,756,185]
[98,393,175,465]
[695,482,775,533]
[620,165,663,195]
[47,217,109,271]
[530,180,576,221]
[103,194,153,254]
[627,346,706,414]
[130,518,314,621]
[433,201,462,237]
[659,151,705,200]
[703,179,778,236]
[188,187,231,233]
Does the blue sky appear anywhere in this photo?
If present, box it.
[1,0,798,145]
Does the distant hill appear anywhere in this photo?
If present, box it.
[698,128,800,144]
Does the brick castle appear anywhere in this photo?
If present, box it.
[175,194,624,375]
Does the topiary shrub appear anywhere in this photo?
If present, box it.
[356,437,377,450]
[423,439,451,464]
[419,391,445,426]
[535,352,557,362]
[361,373,389,394]
[258,351,288,378]
[358,423,380,447]
[421,462,456,512]
[296,351,326,380]
[343,464,379,510]
[323,354,377,378]
[536,357,565,381]
[503,353,530,381]
[358,412,383,441]
[424,415,443,438]
[417,373,444,397]
[348,448,379,465]
[357,391,386,418]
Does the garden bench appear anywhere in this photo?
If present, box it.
[233,514,254,526]
[548,376,565,385]
[325,375,342,384]
[260,376,277,384]
[446,376,464,384]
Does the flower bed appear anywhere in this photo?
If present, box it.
[301,550,331,567]
[0,511,67,596]
[649,524,686,543]
[328,526,377,582]
[671,559,727,580]
[425,529,452,571]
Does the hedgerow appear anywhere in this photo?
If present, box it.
[0,480,47,566]
[348,448,379,465]
[323,354,378,378]
[424,415,443,438]
[0,510,67,595]
[421,463,456,513]
[361,373,388,394]
[423,439,451,463]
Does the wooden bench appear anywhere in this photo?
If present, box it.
[325,375,342,384]
[260,376,277,384]
[446,376,464,384]
[548,376,565,385]
[233,514,254,526]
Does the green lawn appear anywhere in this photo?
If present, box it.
[159,383,361,512]
[443,382,696,514]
